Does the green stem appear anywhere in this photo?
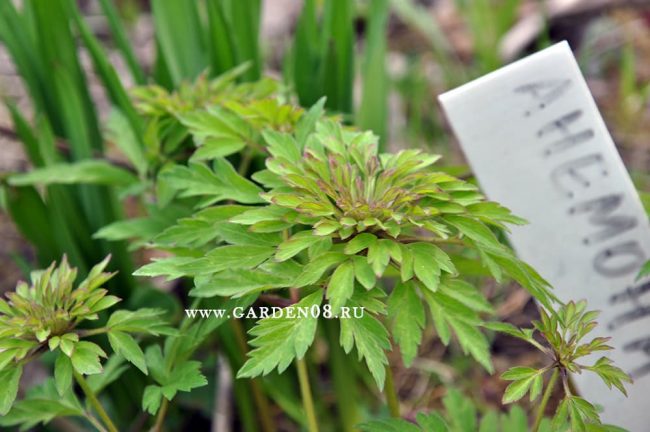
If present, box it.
[533,368,559,432]
[324,320,359,432]
[85,414,108,432]
[384,364,400,418]
[230,319,276,432]
[153,398,169,432]
[74,371,118,432]
[238,148,254,175]
[296,357,319,432]
[147,298,201,431]
[77,327,109,338]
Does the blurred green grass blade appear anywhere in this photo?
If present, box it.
[97,0,146,85]
[390,0,465,86]
[495,0,521,36]
[358,0,389,149]
[52,68,97,158]
[69,2,144,138]
[8,110,93,268]
[47,187,91,273]
[461,0,500,71]
[292,0,322,106]
[5,102,44,167]
[8,160,138,187]
[0,2,52,120]
[206,0,237,76]
[321,0,354,113]
[225,0,262,81]
[30,0,102,147]
[4,186,60,265]
[455,0,520,73]
[152,0,206,85]
[152,40,175,89]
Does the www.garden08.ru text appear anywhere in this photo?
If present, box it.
[185,305,366,320]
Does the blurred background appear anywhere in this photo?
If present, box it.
[0,0,649,429]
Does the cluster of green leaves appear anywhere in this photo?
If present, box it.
[128,65,295,170]
[491,301,632,432]
[138,295,258,417]
[134,95,557,390]
[0,257,174,429]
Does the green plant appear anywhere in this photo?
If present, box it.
[0,3,638,429]
[490,301,631,431]
[0,257,175,431]
[126,86,626,430]
[4,64,632,430]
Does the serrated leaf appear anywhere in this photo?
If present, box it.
[107,308,175,336]
[416,412,449,432]
[529,374,543,401]
[294,252,346,287]
[108,331,148,375]
[340,295,390,388]
[276,231,322,261]
[238,290,323,378]
[482,321,534,343]
[586,357,631,396]
[180,245,274,276]
[502,375,535,404]
[444,215,500,247]
[54,354,72,396]
[410,242,456,292]
[214,222,282,247]
[367,239,391,276]
[0,365,22,415]
[161,360,208,399]
[344,233,377,254]
[191,267,294,298]
[423,289,491,371]
[162,160,264,204]
[353,255,376,289]
[327,261,355,314]
[501,366,539,381]
[71,341,106,375]
[142,385,162,415]
[133,257,196,281]
[387,281,424,366]
[440,279,492,314]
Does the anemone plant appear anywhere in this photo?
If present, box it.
[490,301,632,432]
[0,257,175,431]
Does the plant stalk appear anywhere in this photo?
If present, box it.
[74,371,118,432]
[324,320,359,432]
[384,364,400,418]
[296,357,319,432]
[230,319,276,432]
[153,398,169,432]
[533,368,559,432]
[85,414,108,432]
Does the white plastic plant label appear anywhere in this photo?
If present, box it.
[439,41,650,431]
